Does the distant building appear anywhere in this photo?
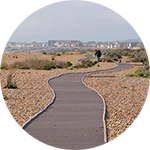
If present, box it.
[86,41,97,47]
[48,40,82,47]
[48,40,57,47]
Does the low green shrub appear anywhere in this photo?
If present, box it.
[20,66,30,69]
[107,59,114,62]
[0,66,8,70]
[42,65,52,70]
[43,52,47,55]
[117,54,122,59]
[57,53,61,56]
[62,51,66,55]
[70,60,96,69]
[139,57,147,63]
[93,61,98,64]
[126,70,150,78]
[72,65,80,69]
[126,74,135,77]
[137,72,144,77]
[7,83,18,89]
[67,61,73,67]
[113,58,118,61]
[4,95,9,100]
[56,65,63,68]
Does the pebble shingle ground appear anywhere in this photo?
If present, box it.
[84,66,149,141]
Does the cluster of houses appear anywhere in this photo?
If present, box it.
[97,42,144,50]
[47,40,144,49]
[6,42,47,48]
[6,40,144,50]
[48,40,84,47]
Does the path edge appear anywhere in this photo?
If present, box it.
[21,63,121,129]
[22,73,74,128]
[21,77,57,128]
[81,76,108,143]
[21,65,119,129]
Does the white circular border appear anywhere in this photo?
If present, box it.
[0,0,150,150]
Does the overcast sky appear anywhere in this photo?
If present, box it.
[9,0,139,42]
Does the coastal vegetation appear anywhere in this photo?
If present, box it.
[1,49,149,77]
[1,59,73,70]
[101,49,149,78]
[70,60,97,70]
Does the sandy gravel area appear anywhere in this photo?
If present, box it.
[84,66,149,141]
[0,53,117,126]
[1,52,89,66]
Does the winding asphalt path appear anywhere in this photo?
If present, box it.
[24,55,135,149]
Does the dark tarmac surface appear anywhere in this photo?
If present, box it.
[24,54,135,149]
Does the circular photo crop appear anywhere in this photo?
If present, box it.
[0,0,149,149]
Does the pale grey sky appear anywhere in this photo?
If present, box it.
[9,0,139,42]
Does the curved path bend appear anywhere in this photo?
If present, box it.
[24,55,135,149]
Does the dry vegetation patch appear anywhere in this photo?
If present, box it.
[1,52,86,67]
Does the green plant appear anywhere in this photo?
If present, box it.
[57,53,61,56]
[72,66,79,69]
[56,65,63,68]
[0,66,8,70]
[80,63,87,68]
[20,66,30,69]
[113,58,118,61]
[126,67,150,78]
[71,60,96,69]
[139,57,147,63]
[7,83,18,89]
[145,70,150,76]
[123,53,128,56]
[107,59,114,62]
[62,51,66,55]
[42,65,56,70]
[93,61,97,64]
[87,63,92,67]
[117,54,122,59]
[67,61,73,67]
[137,72,144,77]
[4,95,9,100]
[43,52,47,55]
[126,74,135,77]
